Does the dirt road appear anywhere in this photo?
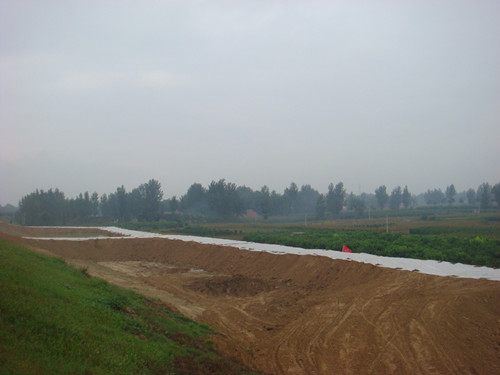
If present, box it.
[2,224,499,375]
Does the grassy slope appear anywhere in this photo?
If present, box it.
[0,238,258,375]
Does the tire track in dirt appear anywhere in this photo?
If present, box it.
[359,283,413,374]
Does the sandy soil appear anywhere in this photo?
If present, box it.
[2,223,500,375]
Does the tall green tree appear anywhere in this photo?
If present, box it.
[144,179,163,221]
[170,196,179,213]
[129,186,146,220]
[236,186,260,213]
[466,188,476,205]
[297,184,321,214]
[424,188,445,205]
[347,193,366,216]
[445,184,457,205]
[315,195,325,220]
[100,194,110,218]
[326,182,345,215]
[477,183,492,209]
[180,183,207,214]
[18,189,66,225]
[283,182,299,214]
[375,185,388,209]
[207,179,244,218]
[389,186,402,210]
[115,185,128,221]
[91,192,99,216]
[492,183,500,209]
[270,190,286,216]
[402,186,411,208]
[259,186,270,220]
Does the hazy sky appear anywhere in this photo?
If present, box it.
[1,1,499,205]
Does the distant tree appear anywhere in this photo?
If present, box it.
[100,193,111,218]
[477,183,492,209]
[270,190,286,216]
[128,186,146,220]
[91,192,99,216]
[67,192,94,222]
[375,185,388,209]
[424,188,445,205]
[326,182,345,216]
[445,184,457,205]
[66,195,80,222]
[347,193,366,216]
[207,179,244,217]
[283,182,299,214]
[143,179,163,221]
[236,186,259,213]
[492,183,500,209]
[115,185,128,221]
[402,186,411,208]
[259,186,270,220]
[389,186,402,210]
[360,192,377,211]
[83,192,92,218]
[326,182,345,215]
[170,196,179,213]
[297,184,321,214]
[333,182,346,214]
[466,188,476,205]
[18,189,66,225]
[315,195,326,220]
[180,183,207,214]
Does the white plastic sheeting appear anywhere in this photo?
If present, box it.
[25,226,500,282]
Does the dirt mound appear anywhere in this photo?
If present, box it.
[2,225,500,375]
[188,274,275,297]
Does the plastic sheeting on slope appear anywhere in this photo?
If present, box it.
[25,226,500,281]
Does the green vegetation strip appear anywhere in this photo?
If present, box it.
[0,239,258,375]
[243,230,500,268]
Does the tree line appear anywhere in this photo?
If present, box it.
[16,179,500,225]
[17,179,163,226]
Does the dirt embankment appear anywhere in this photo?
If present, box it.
[0,223,122,238]
[2,223,500,375]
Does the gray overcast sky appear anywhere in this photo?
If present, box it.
[1,0,499,205]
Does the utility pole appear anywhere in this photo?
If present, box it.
[386,215,389,233]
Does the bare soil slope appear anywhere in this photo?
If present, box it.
[2,224,499,375]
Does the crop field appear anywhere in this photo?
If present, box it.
[189,212,500,238]
[242,229,499,268]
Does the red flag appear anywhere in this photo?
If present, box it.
[342,245,352,253]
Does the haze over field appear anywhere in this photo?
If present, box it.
[1,0,499,205]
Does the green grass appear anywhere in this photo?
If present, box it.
[0,239,259,375]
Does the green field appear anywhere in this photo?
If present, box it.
[0,238,258,375]
[243,229,499,268]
